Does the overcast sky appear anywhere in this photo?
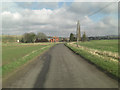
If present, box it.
[1,1,118,37]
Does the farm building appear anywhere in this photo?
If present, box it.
[48,36,59,42]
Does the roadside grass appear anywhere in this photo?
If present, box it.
[77,40,118,52]
[65,40,119,78]
[2,43,55,78]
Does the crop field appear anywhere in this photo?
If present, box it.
[66,40,119,78]
[2,42,55,78]
[78,40,118,52]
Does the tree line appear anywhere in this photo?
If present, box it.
[88,35,119,40]
[20,32,48,43]
[69,33,119,42]
[69,32,87,42]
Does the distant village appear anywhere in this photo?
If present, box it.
[2,20,119,43]
[16,34,119,43]
[2,32,119,43]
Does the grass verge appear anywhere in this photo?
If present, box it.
[65,43,119,79]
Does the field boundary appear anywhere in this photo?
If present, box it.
[64,43,119,81]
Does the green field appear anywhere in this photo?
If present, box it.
[2,42,55,78]
[3,44,45,65]
[66,40,119,78]
[78,40,118,52]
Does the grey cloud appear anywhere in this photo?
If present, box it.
[82,16,118,36]
[2,2,118,37]
[67,2,118,17]
[16,2,58,10]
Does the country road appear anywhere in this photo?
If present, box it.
[3,44,118,88]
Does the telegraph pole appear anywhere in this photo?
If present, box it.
[76,20,81,47]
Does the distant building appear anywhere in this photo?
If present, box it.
[47,37,52,41]
[60,37,69,42]
[49,36,59,42]
[17,40,19,43]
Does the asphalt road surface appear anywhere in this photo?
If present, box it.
[3,44,118,88]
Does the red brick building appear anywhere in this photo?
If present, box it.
[50,36,59,42]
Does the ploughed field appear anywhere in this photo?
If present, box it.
[66,40,119,78]
[2,43,54,78]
